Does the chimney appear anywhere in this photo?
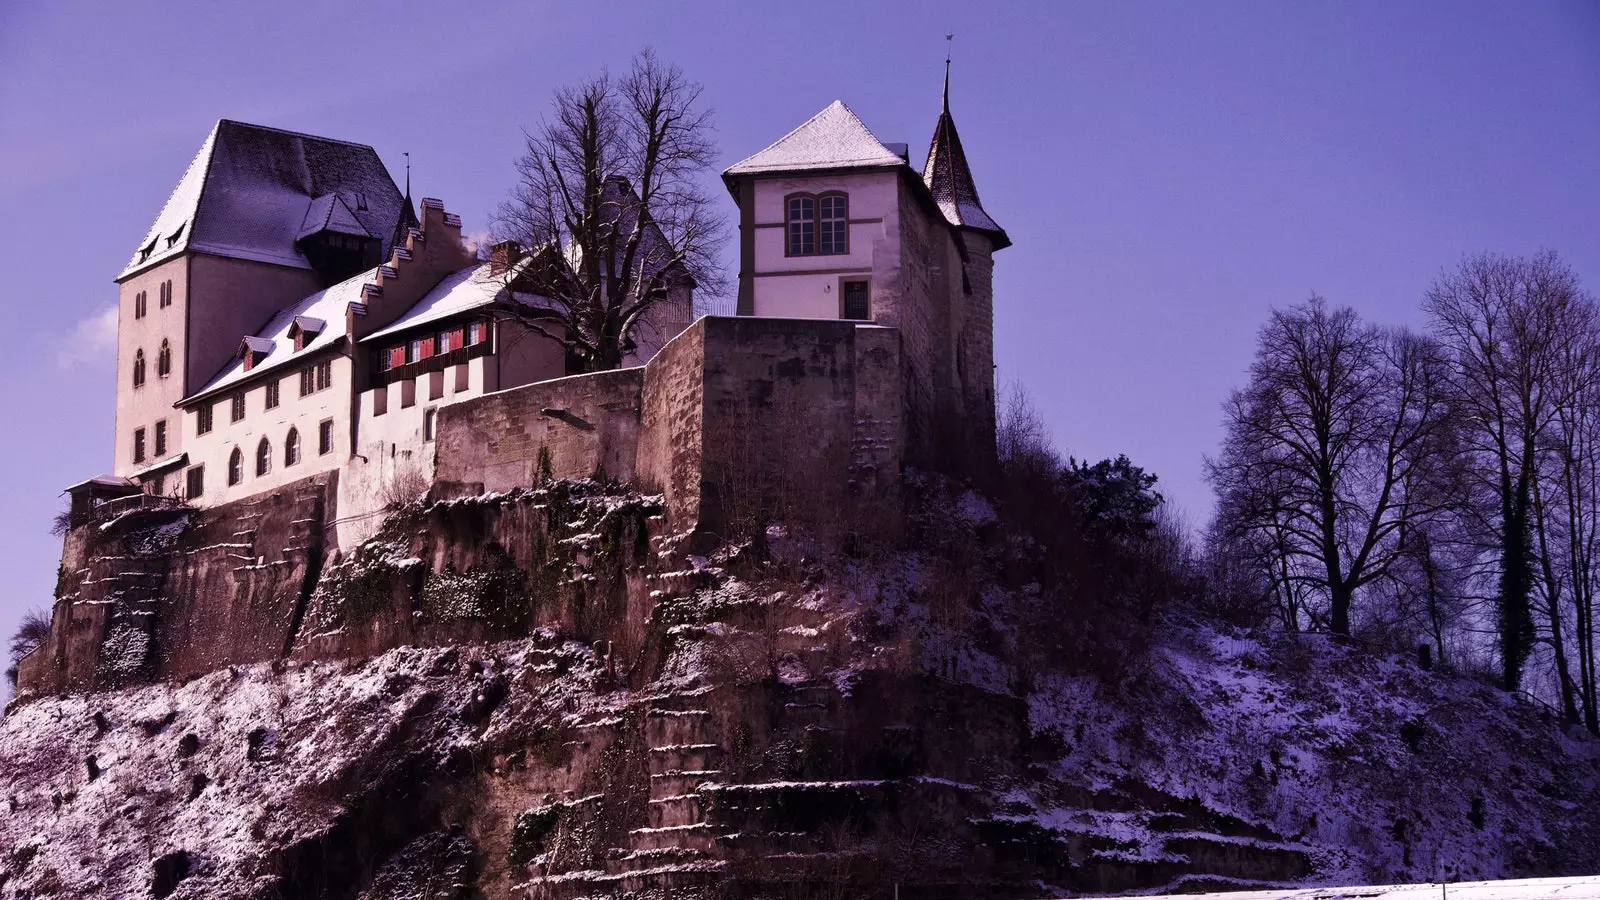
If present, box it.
[489,240,522,276]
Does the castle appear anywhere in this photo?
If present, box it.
[67,75,1006,551]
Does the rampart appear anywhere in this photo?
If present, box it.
[17,316,906,698]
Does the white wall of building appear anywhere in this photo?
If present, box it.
[747,171,899,322]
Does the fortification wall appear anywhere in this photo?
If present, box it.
[17,473,336,696]
[433,367,645,497]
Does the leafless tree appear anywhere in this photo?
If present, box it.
[1424,251,1591,697]
[1207,298,1456,636]
[5,608,50,692]
[492,49,726,372]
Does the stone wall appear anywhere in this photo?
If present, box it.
[433,368,645,497]
[17,472,336,695]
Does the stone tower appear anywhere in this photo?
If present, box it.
[921,64,1010,472]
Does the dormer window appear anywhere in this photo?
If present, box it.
[238,337,272,371]
[289,317,325,352]
[165,223,185,249]
[139,237,157,263]
[785,192,848,257]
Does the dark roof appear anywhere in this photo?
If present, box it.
[922,67,1010,249]
[120,120,406,280]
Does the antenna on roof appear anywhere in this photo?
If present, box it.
[403,152,411,199]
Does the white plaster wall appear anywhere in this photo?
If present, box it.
[748,171,900,323]
[179,354,351,506]
[115,256,188,475]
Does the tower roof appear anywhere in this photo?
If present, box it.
[724,100,906,182]
[119,120,406,281]
[922,68,1009,249]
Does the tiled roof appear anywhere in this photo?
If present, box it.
[182,266,378,403]
[923,69,1009,248]
[724,101,906,178]
[361,264,508,342]
[119,120,404,280]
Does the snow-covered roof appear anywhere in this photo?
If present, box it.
[119,120,404,281]
[62,475,138,495]
[922,71,1009,248]
[724,101,907,178]
[1139,875,1600,899]
[360,263,514,343]
[182,266,377,403]
[238,336,274,356]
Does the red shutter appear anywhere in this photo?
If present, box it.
[419,337,434,359]
[449,328,465,352]
[389,346,406,369]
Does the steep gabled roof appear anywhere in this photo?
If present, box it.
[119,120,405,281]
[724,100,906,181]
[922,69,1010,249]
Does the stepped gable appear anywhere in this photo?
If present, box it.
[923,65,1010,248]
[723,100,906,180]
[118,119,406,280]
[177,196,470,404]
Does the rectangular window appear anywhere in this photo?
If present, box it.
[388,346,406,370]
[408,339,421,363]
[842,280,870,321]
[154,420,167,457]
[315,360,333,391]
[401,379,416,408]
[230,393,245,422]
[300,366,314,396]
[186,466,204,499]
[150,474,164,496]
[373,384,388,416]
[424,408,437,441]
[265,380,280,409]
[787,196,815,256]
[197,403,213,435]
[820,194,848,255]
[318,419,334,455]
[453,364,469,393]
[133,427,146,463]
[428,370,444,401]
[466,323,484,346]
[448,328,465,352]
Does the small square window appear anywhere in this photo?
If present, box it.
[318,419,334,455]
[197,403,213,435]
[300,367,315,396]
[842,281,870,321]
[315,360,332,391]
[154,420,167,457]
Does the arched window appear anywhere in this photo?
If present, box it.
[818,193,848,255]
[256,438,272,477]
[228,448,243,486]
[785,192,849,258]
[786,195,815,256]
[132,349,146,387]
[285,428,301,467]
[157,340,171,378]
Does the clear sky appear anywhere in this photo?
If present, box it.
[1,1,1597,669]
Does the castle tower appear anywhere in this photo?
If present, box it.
[112,121,406,488]
[922,64,1010,471]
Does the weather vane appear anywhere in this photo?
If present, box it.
[945,33,954,65]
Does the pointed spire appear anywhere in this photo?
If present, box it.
[389,151,420,257]
[922,59,1010,249]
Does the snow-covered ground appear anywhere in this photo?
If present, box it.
[1137,874,1600,899]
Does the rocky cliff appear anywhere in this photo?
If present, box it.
[2,478,1597,899]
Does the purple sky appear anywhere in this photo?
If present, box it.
[1,1,1598,661]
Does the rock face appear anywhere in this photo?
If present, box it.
[3,480,1598,898]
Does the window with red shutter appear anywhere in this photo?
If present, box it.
[419,337,434,360]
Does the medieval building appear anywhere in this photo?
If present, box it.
[67,77,1005,545]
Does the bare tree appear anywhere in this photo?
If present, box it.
[1207,298,1456,636]
[5,608,50,692]
[1424,252,1591,696]
[493,49,726,372]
